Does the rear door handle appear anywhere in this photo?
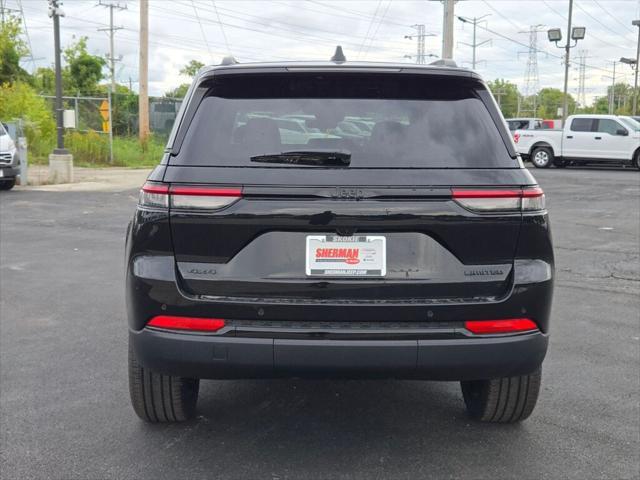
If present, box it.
[566,135,573,139]
[595,136,602,140]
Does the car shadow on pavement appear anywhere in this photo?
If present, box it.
[130,379,534,478]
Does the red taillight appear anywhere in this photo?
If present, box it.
[513,133,520,143]
[138,182,242,210]
[452,187,545,212]
[464,318,538,335]
[147,315,226,332]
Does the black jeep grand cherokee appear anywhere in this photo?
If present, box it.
[126,56,554,424]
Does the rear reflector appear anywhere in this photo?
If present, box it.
[147,315,226,332]
[452,187,545,212]
[138,182,242,210]
[465,318,538,335]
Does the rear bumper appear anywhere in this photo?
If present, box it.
[131,327,548,380]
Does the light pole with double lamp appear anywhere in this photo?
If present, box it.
[547,0,586,124]
[628,20,640,115]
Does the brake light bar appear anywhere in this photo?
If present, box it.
[464,318,538,335]
[139,182,242,210]
[147,315,226,332]
[452,187,545,212]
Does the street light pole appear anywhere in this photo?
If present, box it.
[633,20,640,116]
[48,0,73,183]
[50,0,66,154]
[561,0,573,124]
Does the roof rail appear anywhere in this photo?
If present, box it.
[331,46,346,64]
[429,58,458,67]
[220,56,239,66]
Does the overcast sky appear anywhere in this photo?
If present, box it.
[10,0,640,102]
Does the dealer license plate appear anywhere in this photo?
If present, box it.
[305,235,386,277]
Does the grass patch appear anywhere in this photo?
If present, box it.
[29,131,166,168]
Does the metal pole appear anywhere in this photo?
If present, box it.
[52,3,66,153]
[442,0,454,59]
[609,62,616,115]
[108,89,113,163]
[561,0,573,123]
[109,4,115,93]
[472,17,477,69]
[139,0,150,141]
[74,94,79,129]
[633,20,640,116]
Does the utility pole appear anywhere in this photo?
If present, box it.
[442,0,455,59]
[404,24,436,64]
[633,20,640,115]
[48,0,73,183]
[139,0,150,141]
[457,15,491,69]
[561,0,574,123]
[608,61,618,115]
[98,0,126,93]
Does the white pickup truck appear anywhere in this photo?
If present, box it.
[514,114,640,169]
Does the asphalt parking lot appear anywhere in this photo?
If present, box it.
[1,167,638,480]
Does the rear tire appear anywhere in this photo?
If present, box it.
[633,150,640,171]
[128,340,199,422]
[531,147,553,168]
[461,369,541,423]
[0,179,16,190]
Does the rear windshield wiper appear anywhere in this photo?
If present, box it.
[250,150,351,166]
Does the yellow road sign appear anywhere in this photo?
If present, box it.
[102,120,110,133]
[99,100,110,121]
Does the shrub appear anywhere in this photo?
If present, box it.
[0,81,56,157]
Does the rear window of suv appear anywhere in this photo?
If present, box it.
[171,73,516,168]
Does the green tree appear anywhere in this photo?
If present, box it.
[63,37,106,94]
[0,81,56,156]
[536,88,576,119]
[487,79,521,118]
[165,60,205,98]
[180,60,205,77]
[0,16,30,85]
[32,66,57,94]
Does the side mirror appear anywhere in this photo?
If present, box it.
[616,128,628,136]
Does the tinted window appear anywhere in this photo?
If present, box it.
[570,118,595,132]
[596,119,625,135]
[172,74,515,168]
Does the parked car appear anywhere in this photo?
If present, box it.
[514,114,640,169]
[126,55,553,424]
[274,117,339,144]
[0,122,19,190]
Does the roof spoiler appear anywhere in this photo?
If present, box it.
[429,58,458,67]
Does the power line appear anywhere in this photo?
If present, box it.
[574,1,633,39]
[357,0,383,59]
[592,0,635,34]
[362,0,393,59]
[191,0,213,62]
[210,0,231,56]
